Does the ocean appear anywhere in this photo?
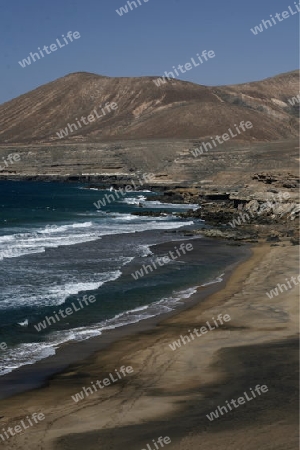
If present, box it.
[0,180,244,378]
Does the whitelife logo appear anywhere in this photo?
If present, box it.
[266,275,300,299]
[71,366,134,403]
[228,191,291,228]
[0,412,45,443]
[0,153,21,171]
[93,173,155,209]
[0,342,7,352]
[131,243,194,280]
[153,50,215,87]
[18,31,81,68]
[55,102,118,139]
[34,295,96,332]
[250,3,300,35]
[288,94,300,106]
[116,0,149,16]
[206,385,269,421]
[191,121,253,157]
[140,436,171,450]
[168,314,231,351]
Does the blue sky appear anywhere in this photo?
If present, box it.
[0,0,299,104]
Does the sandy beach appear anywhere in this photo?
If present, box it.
[0,1,299,449]
[0,240,298,450]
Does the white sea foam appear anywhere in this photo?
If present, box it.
[0,223,99,261]
[0,217,193,261]
[137,244,154,257]
[0,285,199,376]
[0,270,122,310]
[122,195,147,205]
[2,273,231,377]
[141,201,199,210]
[0,342,57,376]
[0,206,196,376]
[201,273,225,286]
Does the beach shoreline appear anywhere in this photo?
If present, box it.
[0,239,298,450]
[0,235,251,400]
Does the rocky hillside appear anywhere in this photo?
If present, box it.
[152,171,300,243]
[0,70,299,144]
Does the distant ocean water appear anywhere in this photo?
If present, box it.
[0,181,239,376]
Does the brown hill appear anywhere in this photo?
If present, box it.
[0,70,299,144]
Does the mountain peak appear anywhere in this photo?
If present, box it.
[0,70,298,144]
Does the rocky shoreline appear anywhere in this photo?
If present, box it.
[1,169,299,244]
[78,170,299,244]
[142,172,300,244]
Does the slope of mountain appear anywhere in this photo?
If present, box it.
[0,70,299,144]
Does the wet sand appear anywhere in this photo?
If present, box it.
[0,241,298,450]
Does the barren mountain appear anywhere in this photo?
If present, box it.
[0,70,299,144]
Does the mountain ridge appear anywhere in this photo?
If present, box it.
[0,70,298,144]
